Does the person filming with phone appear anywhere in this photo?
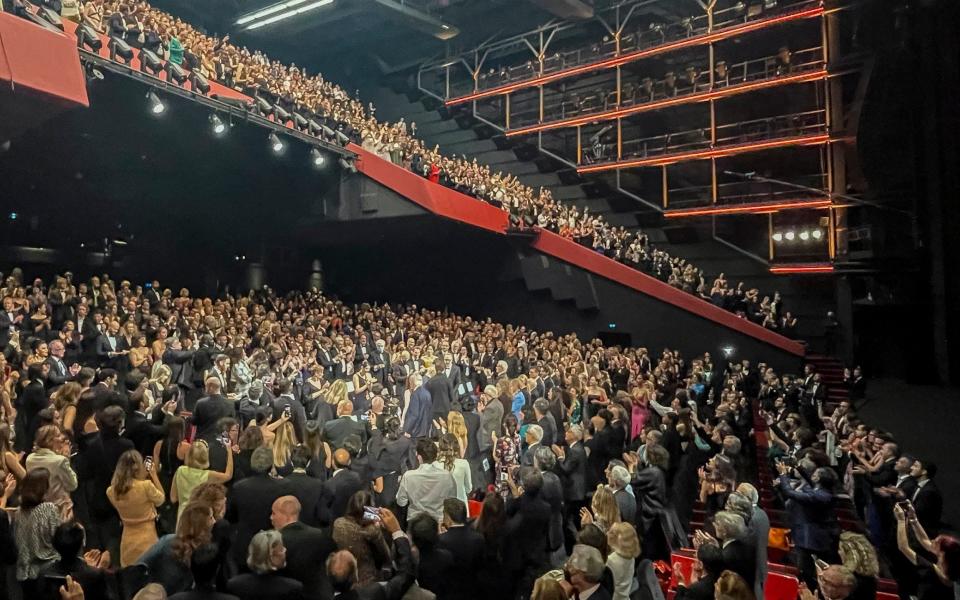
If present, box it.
[776,459,840,588]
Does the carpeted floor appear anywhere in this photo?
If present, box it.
[858,378,960,530]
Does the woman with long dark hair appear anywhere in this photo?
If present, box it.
[153,414,188,534]
[367,416,414,508]
[139,502,215,594]
[474,491,511,597]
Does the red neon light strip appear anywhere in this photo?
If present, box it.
[577,133,830,173]
[507,69,827,137]
[446,4,825,106]
[769,263,835,274]
[664,198,832,218]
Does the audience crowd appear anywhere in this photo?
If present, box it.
[0,268,950,600]
[20,0,796,334]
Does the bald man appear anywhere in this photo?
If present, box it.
[327,508,416,600]
[322,399,368,449]
[318,448,364,526]
[272,496,337,600]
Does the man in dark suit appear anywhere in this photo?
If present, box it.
[163,335,196,394]
[14,363,49,452]
[777,464,839,588]
[316,338,337,382]
[674,543,724,600]
[272,379,307,442]
[285,447,325,527]
[910,459,943,534]
[322,400,368,450]
[712,510,757,590]
[504,467,552,592]
[327,507,415,600]
[555,424,588,552]
[402,374,433,439]
[272,495,337,600]
[192,377,236,440]
[0,296,24,350]
[95,319,129,371]
[424,360,456,420]
[369,339,390,387]
[318,448,365,526]
[73,303,100,366]
[437,499,485,600]
[533,398,557,447]
[45,340,76,390]
[124,389,174,457]
[83,406,134,552]
[226,448,288,572]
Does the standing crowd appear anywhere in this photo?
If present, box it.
[14,0,792,333]
[0,268,951,600]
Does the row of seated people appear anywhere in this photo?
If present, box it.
[10,0,796,335]
[0,268,868,600]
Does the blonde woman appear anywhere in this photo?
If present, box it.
[437,433,472,504]
[25,425,77,517]
[838,531,879,599]
[107,449,165,566]
[171,440,233,522]
[607,522,641,600]
[580,484,621,532]
[271,420,297,476]
[446,411,469,458]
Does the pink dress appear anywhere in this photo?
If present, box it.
[630,397,650,441]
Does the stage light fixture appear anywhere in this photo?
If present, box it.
[165,62,189,86]
[764,0,777,8]
[339,157,357,172]
[772,232,783,243]
[147,91,166,115]
[293,114,310,132]
[255,97,275,117]
[784,230,796,241]
[140,49,164,75]
[84,63,104,82]
[269,133,285,154]
[335,131,350,146]
[799,230,810,241]
[209,114,227,136]
[109,37,134,64]
[76,23,103,51]
[37,6,64,29]
[307,119,323,136]
[190,72,211,95]
[273,105,292,123]
[734,2,747,13]
[811,229,823,240]
[310,148,326,167]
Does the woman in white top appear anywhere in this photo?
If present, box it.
[606,522,641,600]
[436,433,472,505]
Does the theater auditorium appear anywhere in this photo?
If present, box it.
[0,0,956,599]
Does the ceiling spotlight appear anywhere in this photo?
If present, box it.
[764,0,777,8]
[310,148,326,167]
[772,232,783,243]
[147,91,166,115]
[268,133,285,154]
[734,2,746,13]
[165,61,189,86]
[274,105,292,123]
[190,72,211,95]
[811,229,823,240]
[108,37,134,63]
[209,114,227,135]
[255,97,275,116]
[784,230,796,241]
[799,230,810,241]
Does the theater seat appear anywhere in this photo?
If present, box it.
[764,571,800,600]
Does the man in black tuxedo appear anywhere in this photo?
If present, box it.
[555,425,588,552]
[437,499,484,600]
[909,459,943,534]
[674,543,725,600]
[272,495,337,600]
[14,363,48,452]
[192,377,236,440]
[322,400,368,450]
[369,339,390,387]
[163,335,196,394]
[533,398,557,447]
[318,448,365,526]
[285,446,325,527]
[711,510,756,590]
[327,507,415,600]
[73,303,100,366]
[125,389,175,457]
[504,467,552,593]
[45,340,77,390]
[424,360,456,420]
[272,379,307,442]
[95,319,129,371]
[226,448,288,573]
[317,338,337,382]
